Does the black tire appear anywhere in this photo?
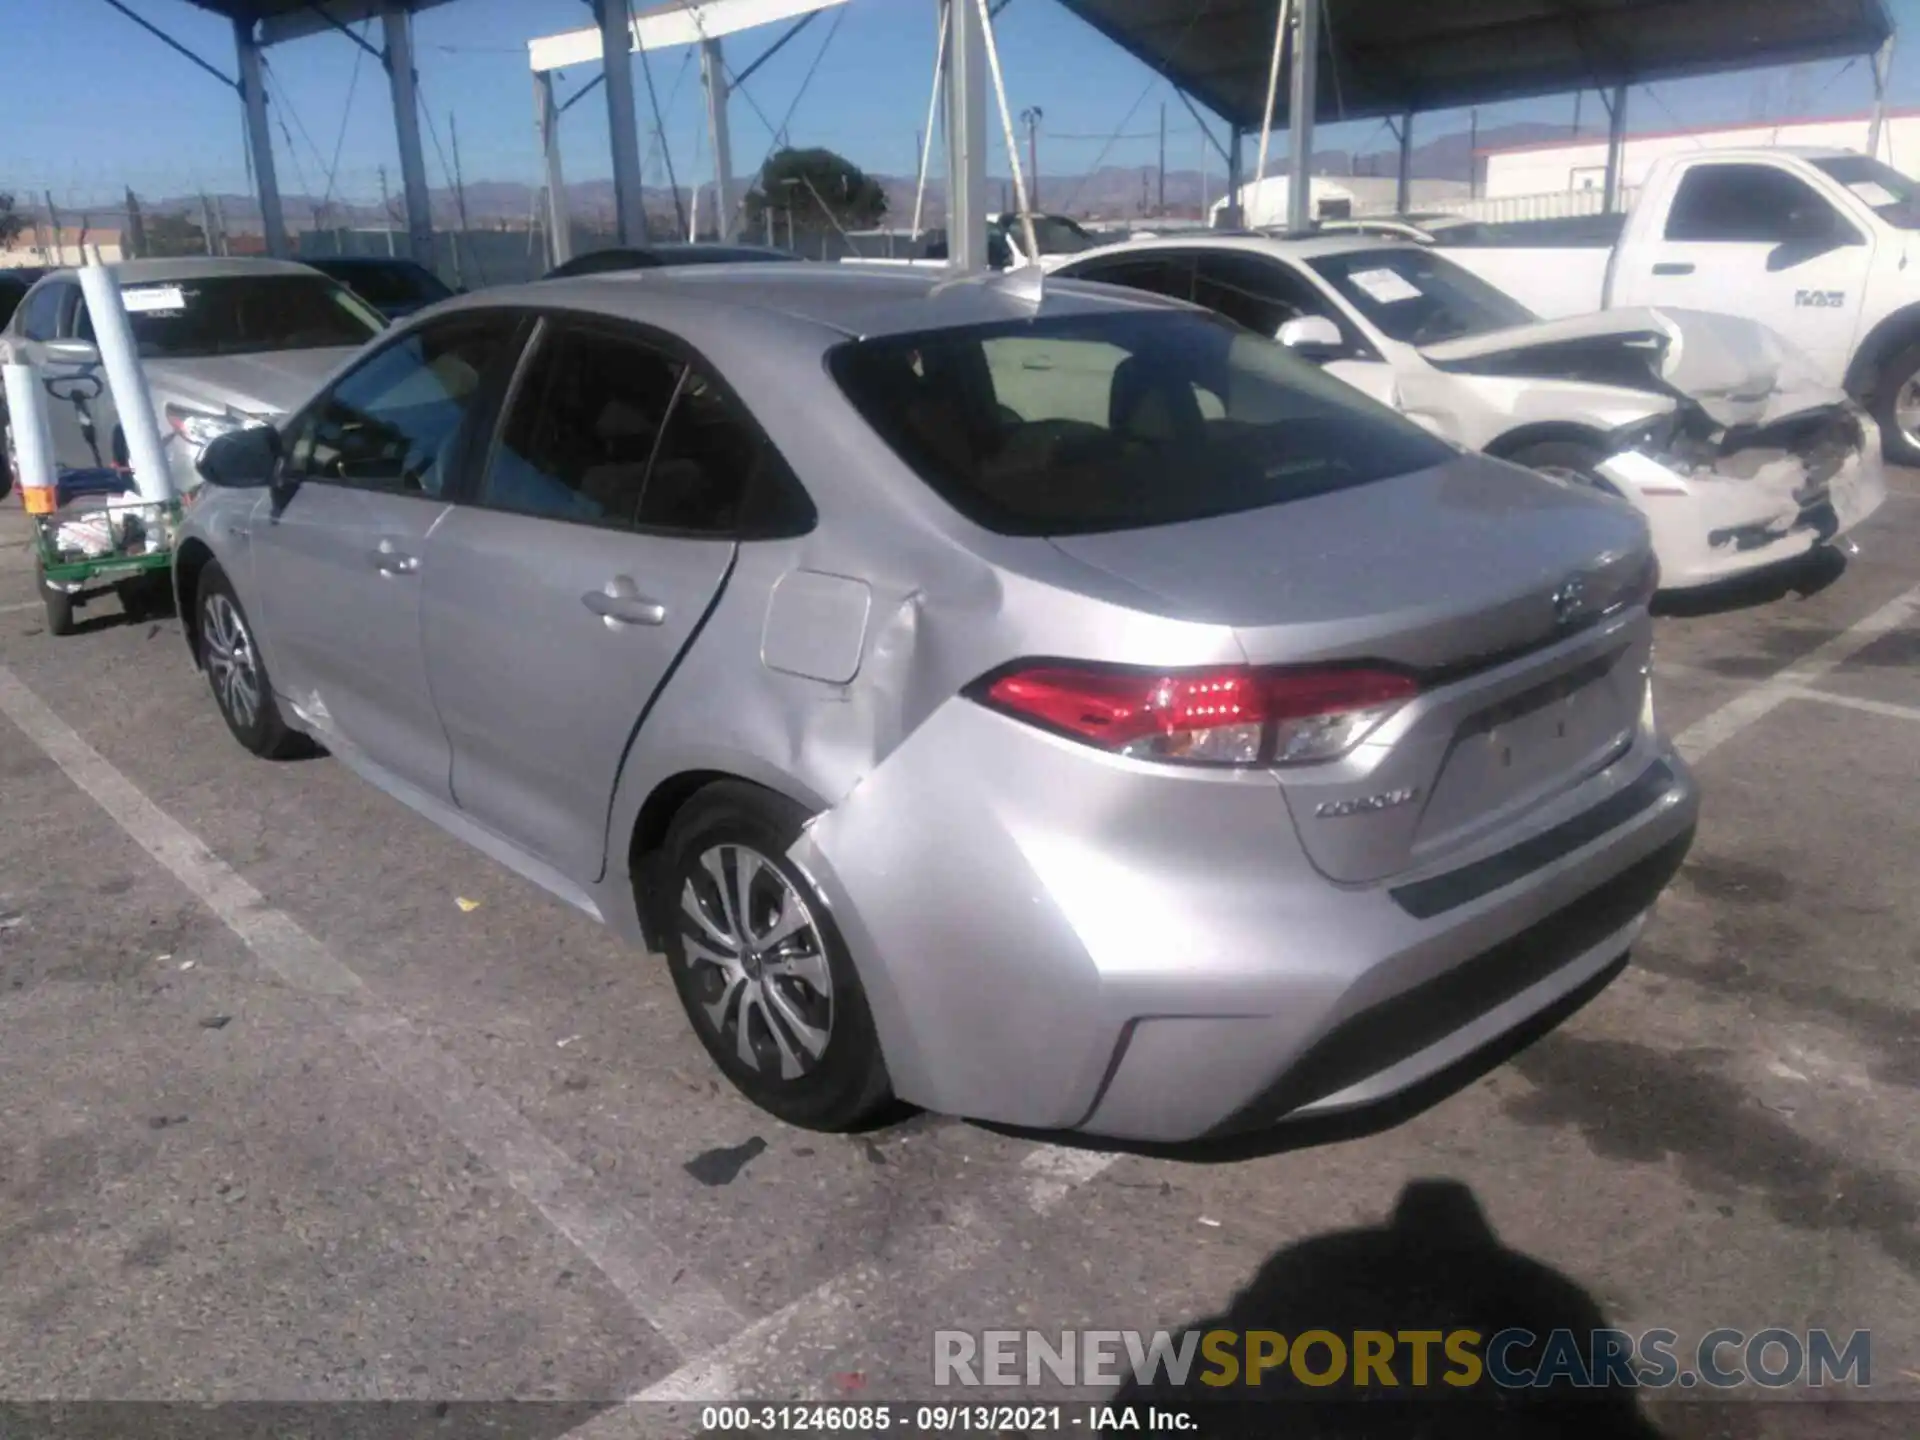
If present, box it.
[1869,341,1920,466]
[656,781,893,1131]
[1503,438,1619,492]
[36,561,74,637]
[195,562,309,759]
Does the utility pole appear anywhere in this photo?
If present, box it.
[378,165,396,256]
[1157,101,1167,214]
[44,191,63,266]
[1467,107,1480,198]
[199,193,217,256]
[1020,106,1042,211]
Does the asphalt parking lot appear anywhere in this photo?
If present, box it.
[1,475,1918,1438]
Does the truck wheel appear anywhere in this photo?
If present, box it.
[1870,342,1920,465]
[656,780,894,1132]
[36,561,75,637]
[1504,439,1619,494]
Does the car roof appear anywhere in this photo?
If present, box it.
[450,262,1189,341]
[308,255,430,270]
[34,256,326,285]
[1064,230,1413,266]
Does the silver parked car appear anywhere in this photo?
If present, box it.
[173,264,1698,1141]
[1,257,385,497]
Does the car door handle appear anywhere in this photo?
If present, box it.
[372,540,419,575]
[1652,262,1695,276]
[582,587,666,627]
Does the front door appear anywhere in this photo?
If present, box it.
[250,313,520,801]
[1614,159,1871,385]
[423,319,744,882]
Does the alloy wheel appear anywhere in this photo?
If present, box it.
[1896,375,1920,453]
[202,593,262,731]
[678,844,834,1081]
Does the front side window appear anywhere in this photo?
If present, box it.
[77,273,384,359]
[479,323,685,528]
[1307,247,1536,345]
[1664,164,1845,244]
[1193,253,1347,341]
[19,283,66,341]
[830,309,1453,536]
[1066,254,1196,304]
[286,316,513,495]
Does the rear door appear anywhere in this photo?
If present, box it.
[250,312,521,800]
[1612,159,1870,383]
[421,317,746,883]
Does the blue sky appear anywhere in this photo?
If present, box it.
[5,0,1920,209]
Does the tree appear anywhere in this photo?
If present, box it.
[144,212,209,258]
[0,192,23,248]
[744,147,886,239]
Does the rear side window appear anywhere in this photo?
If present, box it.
[829,310,1453,536]
[1664,164,1840,243]
[480,324,684,528]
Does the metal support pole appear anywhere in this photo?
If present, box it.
[702,39,737,242]
[594,0,650,244]
[79,265,173,502]
[1286,0,1320,232]
[233,18,288,258]
[381,4,435,267]
[943,0,988,272]
[1869,35,1896,161]
[1224,126,1244,227]
[1395,111,1414,214]
[534,72,572,268]
[1603,83,1628,214]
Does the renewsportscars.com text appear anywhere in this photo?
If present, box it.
[933,1327,1871,1391]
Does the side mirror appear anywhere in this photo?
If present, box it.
[1277,314,1345,358]
[197,424,281,489]
[43,338,101,367]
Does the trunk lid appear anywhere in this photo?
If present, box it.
[1048,454,1655,883]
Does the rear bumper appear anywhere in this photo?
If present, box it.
[791,689,1698,1144]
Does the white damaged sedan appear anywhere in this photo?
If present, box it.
[1058,234,1885,591]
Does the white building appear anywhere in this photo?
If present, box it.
[1481,107,1918,199]
[1210,174,1471,227]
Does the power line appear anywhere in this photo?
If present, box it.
[321,20,373,210]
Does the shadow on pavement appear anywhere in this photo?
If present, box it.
[1108,1178,1663,1438]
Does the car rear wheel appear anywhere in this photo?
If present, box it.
[197,563,309,759]
[657,781,893,1131]
[1871,342,1920,465]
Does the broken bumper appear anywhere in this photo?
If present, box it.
[787,693,1698,1144]
[1599,412,1887,592]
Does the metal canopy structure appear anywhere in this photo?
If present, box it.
[178,0,459,262]
[1053,0,1894,131]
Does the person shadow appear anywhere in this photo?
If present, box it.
[1108,1178,1668,1439]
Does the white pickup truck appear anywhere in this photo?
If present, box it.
[1440,148,1920,461]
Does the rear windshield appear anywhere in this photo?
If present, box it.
[1309,247,1536,344]
[317,261,452,305]
[81,273,385,359]
[829,309,1454,536]
[1812,154,1920,230]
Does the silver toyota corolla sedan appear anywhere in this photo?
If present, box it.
[173,264,1698,1142]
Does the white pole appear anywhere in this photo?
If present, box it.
[1252,0,1291,225]
[913,1,950,240]
[972,0,1038,266]
[78,264,173,503]
[3,362,59,507]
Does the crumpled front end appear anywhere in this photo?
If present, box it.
[1598,404,1886,591]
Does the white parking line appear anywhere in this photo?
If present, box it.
[0,600,37,614]
[1672,584,1920,763]
[0,660,750,1359]
[1780,686,1920,726]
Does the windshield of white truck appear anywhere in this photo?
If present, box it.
[1308,248,1537,345]
[1812,155,1920,230]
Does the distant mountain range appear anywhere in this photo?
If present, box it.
[37,121,1583,232]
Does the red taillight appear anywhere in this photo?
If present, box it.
[978,663,1418,766]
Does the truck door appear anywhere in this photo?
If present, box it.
[1613,159,1869,386]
